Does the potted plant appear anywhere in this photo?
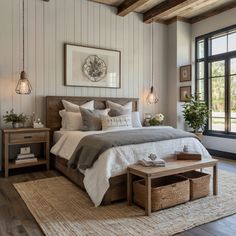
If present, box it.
[3,109,28,128]
[149,113,165,126]
[182,94,209,140]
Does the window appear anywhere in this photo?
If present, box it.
[196,25,236,136]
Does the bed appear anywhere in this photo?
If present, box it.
[46,96,211,207]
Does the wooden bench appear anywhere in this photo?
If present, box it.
[127,159,218,216]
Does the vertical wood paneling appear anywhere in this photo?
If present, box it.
[0,0,168,170]
[74,0,82,97]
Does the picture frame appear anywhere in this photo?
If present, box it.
[180,86,191,102]
[180,65,191,82]
[65,44,121,88]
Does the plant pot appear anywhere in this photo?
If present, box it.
[12,122,24,129]
[195,132,203,141]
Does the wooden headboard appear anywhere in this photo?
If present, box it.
[46,96,139,131]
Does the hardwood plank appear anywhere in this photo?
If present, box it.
[190,2,236,24]
[117,0,150,16]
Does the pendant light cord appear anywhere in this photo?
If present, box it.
[22,0,25,71]
[151,20,154,88]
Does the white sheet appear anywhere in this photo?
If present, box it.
[53,130,67,144]
[50,127,211,207]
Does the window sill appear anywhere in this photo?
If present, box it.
[204,131,236,139]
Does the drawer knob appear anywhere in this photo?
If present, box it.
[24,136,32,139]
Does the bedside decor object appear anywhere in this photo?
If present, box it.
[145,113,164,126]
[180,86,191,102]
[3,109,28,128]
[65,44,120,88]
[2,128,50,177]
[146,22,159,104]
[182,94,209,135]
[180,65,191,82]
[15,0,32,94]
[33,118,44,128]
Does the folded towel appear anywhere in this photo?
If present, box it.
[137,158,166,167]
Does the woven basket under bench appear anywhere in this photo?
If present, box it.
[133,175,190,212]
[179,171,211,200]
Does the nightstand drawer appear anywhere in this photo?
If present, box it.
[9,132,47,144]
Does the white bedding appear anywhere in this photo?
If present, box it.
[51,127,211,207]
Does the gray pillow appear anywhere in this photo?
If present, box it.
[80,107,109,131]
[109,107,131,117]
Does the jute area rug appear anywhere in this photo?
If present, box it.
[14,170,236,236]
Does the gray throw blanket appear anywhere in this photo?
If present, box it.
[68,128,197,170]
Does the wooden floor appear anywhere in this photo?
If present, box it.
[0,159,236,236]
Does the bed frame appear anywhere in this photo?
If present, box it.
[46,96,139,204]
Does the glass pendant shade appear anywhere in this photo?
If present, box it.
[146,86,159,104]
[15,71,32,94]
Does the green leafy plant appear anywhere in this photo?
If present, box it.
[149,113,164,126]
[182,94,209,133]
[3,109,27,124]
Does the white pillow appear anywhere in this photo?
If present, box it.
[107,100,132,111]
[132,112,142,128]
[101,115,133,131]
[62,100,94,113]
[59,110,83,131]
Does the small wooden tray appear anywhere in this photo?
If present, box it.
[176,152,202,160]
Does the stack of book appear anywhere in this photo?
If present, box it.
[15,153,38,164]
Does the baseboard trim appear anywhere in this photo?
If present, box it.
[208,149,236,160]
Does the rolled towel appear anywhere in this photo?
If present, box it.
[137,158,166,167]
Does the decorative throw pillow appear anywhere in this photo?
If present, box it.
[132,112,142,128]
[109,107,131,117]
[59,110,83,131]
[101,114,133,131]
[80,107,110,131]
[62,100,94,113]
[107,100,132,116]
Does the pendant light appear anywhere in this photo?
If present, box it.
[15,0,32,95]
[146,21,158,104]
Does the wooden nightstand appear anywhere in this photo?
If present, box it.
[2,128,50,177]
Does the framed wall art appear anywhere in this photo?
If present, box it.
[65,44,121,88]
[180,65,191,82]
[180,86,191,102]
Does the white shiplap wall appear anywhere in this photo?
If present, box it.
[0,0,167,169]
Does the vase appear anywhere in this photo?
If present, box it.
[12,122,24,129]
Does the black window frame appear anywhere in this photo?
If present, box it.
[195,24,236,139]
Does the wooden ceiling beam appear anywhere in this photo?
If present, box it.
[162,16,191,25]
[190,2,236,24]
[143,0,197,24]
[117,0,150,16]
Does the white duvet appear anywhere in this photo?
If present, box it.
[51,127,211,206]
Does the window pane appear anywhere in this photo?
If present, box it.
[228,32,236,52]
[210,60,225,77]
[230,58,236,75]
[197,79,204,100]
[211,77,225,117]
[197,62,204,79]
[230,75,236,119]
[211,118,225,131]
[231,119,236,132]
[210,35,227,55]
[197,40,204,59]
